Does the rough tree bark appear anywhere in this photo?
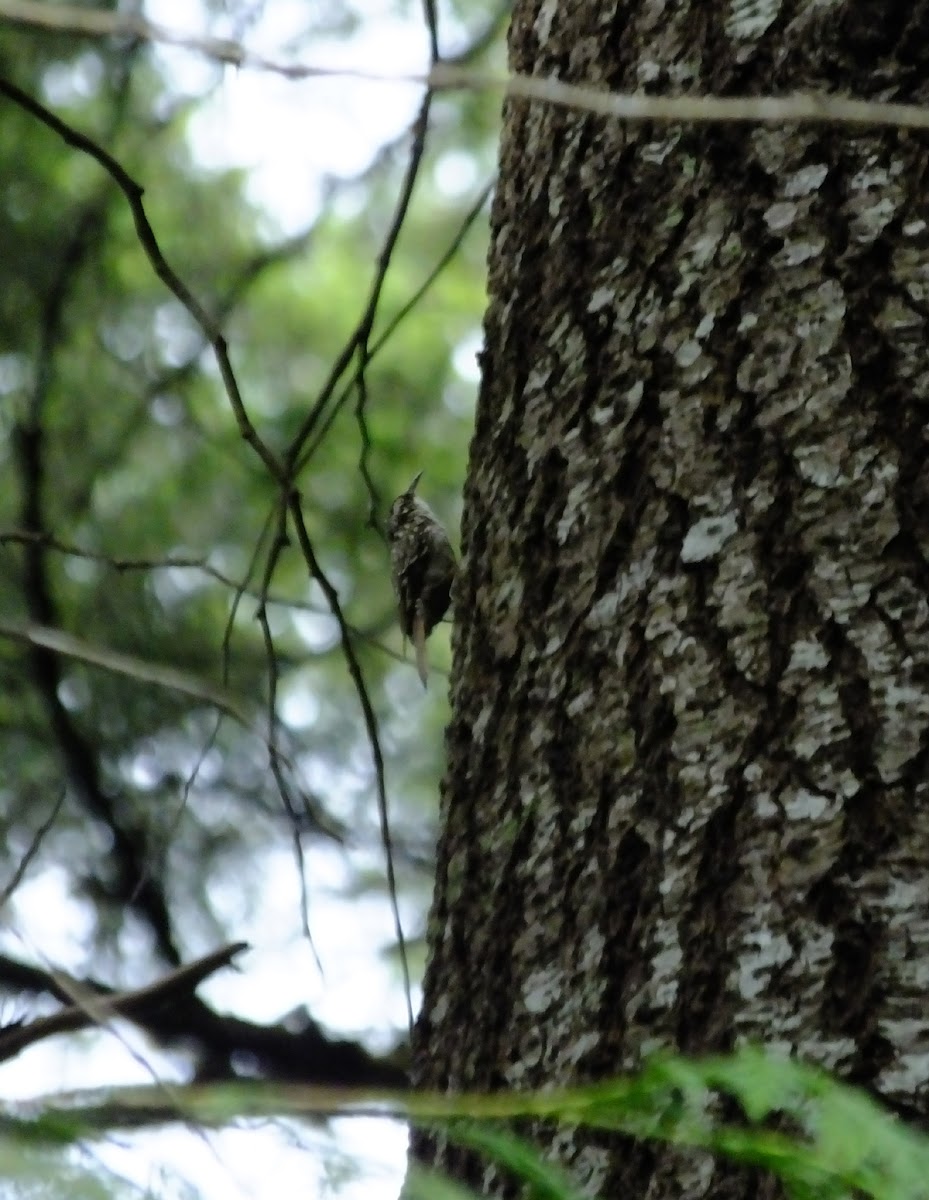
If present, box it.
[410,1,929,1196]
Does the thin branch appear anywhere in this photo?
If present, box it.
[5,5,929,130]
[0,790,66,912]
[0,529,328,616]
[0,1081,401,1136]
[421,0,440,64]
[0,75,283,484]
[287,498,414,1035]
[0,1,357,77]
[71,215,320,517]
[0,1081,406,1136]
[442,67,929,130]
[241,34,447,1032]
[352,91,435,532]
[281,91,432,483]
[253,499,321,973]
[0,531,422,665]
[298,179,493,472]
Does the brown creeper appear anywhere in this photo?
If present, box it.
[386,471,456,687]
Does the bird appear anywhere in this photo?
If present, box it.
[386,471,456,686]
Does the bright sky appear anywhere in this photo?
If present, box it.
[2,845,416,1197]
[152,0,432,235]
[1,1,465,1196]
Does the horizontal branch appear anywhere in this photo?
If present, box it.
[5,0,929,130]
[449,69,929,131]
[0,528,330,614]
[0,530,417,667]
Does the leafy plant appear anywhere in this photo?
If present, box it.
[4,1048,928,1198]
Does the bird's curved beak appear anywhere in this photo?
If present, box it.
[406,470,424,495]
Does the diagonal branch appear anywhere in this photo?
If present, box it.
[0,950,407,1089]
[284,90,434,502]
[0,789,66,911]
[0,74,283,485]
[0,944,249,1062]
[298,179,493,470]
[351,92,434,532]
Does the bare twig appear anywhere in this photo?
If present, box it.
[298,179,493,472]
[0,790,66,911]
[0,529,422,664]
[439,67,929,130]
[281,86,431,485]
[287,499,414,1034]
[352,92,435,532]
[0,75,283,484]
[0,528,326,616]
[421,0,440,64]
[253,499,322,972]
[251,23,451,1037]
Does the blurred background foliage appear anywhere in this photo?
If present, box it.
[0,0,505,1083]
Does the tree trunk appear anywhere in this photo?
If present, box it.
[411,1,929,1195]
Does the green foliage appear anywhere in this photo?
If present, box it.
[447,1124,578,1200]
[0,1134,125,1200]
[432,1049,929,1200]
[4,1049,929,1199]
